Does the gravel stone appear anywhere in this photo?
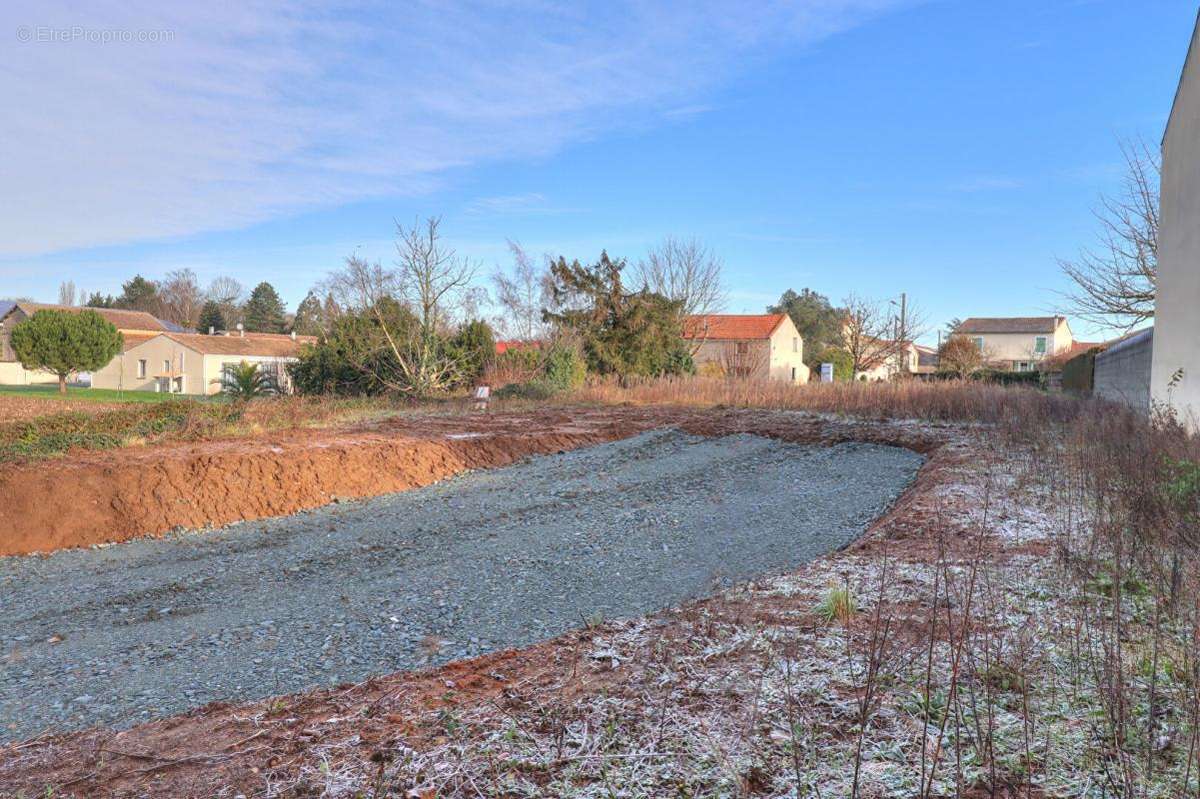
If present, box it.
[0,429,922,741]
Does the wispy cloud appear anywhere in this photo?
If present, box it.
[0,1,916,258]
[463,193,578,217]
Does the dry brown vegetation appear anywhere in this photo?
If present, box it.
[3,380,1200,797]
[570,374,1088,424]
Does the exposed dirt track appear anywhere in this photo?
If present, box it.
[0,406,945,557]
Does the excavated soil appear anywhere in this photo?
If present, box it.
[0,406,944,557]
[0,407,964,791]
[0,408,966,798]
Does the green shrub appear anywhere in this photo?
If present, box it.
[0,401,240,461]
[812,346,854,382]
[972,369,1044,387]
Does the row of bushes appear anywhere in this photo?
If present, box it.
[926,368,1045,387]
[0,401,241,461]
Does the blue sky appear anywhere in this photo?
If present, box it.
[1,0,1196,343]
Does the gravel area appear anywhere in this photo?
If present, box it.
[0,429,922,741]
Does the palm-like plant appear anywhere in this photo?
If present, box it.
[217,361,278,399]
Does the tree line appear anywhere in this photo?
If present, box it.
[69,273,303,336]
[19,215,937,397]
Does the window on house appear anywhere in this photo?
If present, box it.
[220,362,238,389]
[736,341,749,355]
[1034,336,1047,355]
[973,337,984,350]
[792,337,798,353]
[137,359,146,379]
[163,359,171,374]
[790,366,797,381]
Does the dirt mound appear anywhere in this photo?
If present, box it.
[0,407,941,558]
[0,409,651,557]
[0,410,960,798]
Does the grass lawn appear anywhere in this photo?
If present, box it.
[0,384,216,403]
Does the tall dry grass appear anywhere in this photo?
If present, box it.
[569,374,1094,425]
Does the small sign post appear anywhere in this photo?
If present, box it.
[472,385,490,411]
[820,363,834,383]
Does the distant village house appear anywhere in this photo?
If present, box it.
[683,313,809,383]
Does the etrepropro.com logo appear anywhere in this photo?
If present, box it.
[15,26,175,44]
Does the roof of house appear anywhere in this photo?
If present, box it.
[132,332,316,358]
[120,331,163,351]
[495,340,542,355]
[682,314,789,341]
[7,302,167,332]
[1042,340,1104,370]
[955,316,1066,335]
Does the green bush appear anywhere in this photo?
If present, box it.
[0,401,240,461]
[493,341,587,400]
[972,369,1044,387]
[447,319,496,387]
[812,346,854,382]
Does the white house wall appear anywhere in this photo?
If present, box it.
[1151,17,1200,427]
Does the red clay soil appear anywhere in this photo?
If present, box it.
[0,408,964,798]
[0,408,641,556]
[0,406,943,557]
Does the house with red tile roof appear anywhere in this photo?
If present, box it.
[682,313,808,383]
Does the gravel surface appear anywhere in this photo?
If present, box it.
[0,429,922,741]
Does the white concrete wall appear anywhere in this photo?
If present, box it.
[1096,328,1154,414]
[766,316,808,383]
[1152,18,1200,428]
[0,361,57,385]
[92,336,198,394]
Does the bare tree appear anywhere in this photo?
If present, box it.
[838,293,927,378]
[159,269,204,328]
[634,236,726,319]
[323,217,479,395]
[57,280,77,306]
[1058,140,1158,331]
[937,335,986,377]
[491,241,551,341]
[396,216,478,332]
[206,276,245,327]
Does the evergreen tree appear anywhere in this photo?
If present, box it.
[116,275,160,312]
[196,300,227,333]
[544,251,692,378]
[10,309,122,394]
[448,319,495,385]
[292,291,324,336]
[242,282,287,333]
[84,292,116,308]
[768,288,844,369]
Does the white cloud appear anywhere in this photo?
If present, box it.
[0,1,915,257]
[462,192,577,217]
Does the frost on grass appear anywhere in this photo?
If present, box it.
[251,434,1199,798]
